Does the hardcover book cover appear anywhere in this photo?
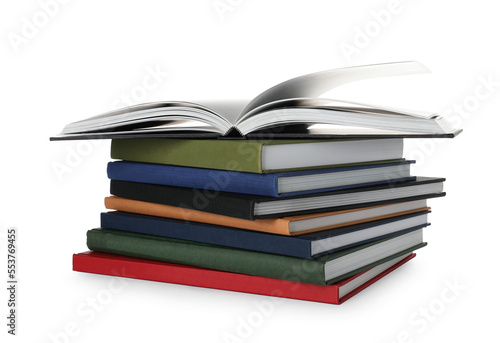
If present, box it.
[110,138,405,173]
[109,177,445,219]
[73,251,417,305]
[100,210,429,258]
[104,196,431,235]
[86,227,427,285]
[106,160,415,197]
[51,62,461,141]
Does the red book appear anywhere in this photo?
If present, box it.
[73,251,416,305]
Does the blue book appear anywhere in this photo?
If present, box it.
[100,210,430,259]
[107,160,415,197]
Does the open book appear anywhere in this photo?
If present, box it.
[50,61,461,141]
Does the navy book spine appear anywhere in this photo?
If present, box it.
[100,211,313,258]
[107,161,279,197]
[100,210,429,259]
[107,160,415,197]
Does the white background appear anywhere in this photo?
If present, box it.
[1,0,499,342]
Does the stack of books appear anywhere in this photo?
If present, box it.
[52,62,460,305]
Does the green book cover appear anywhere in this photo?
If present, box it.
[86,228,426,285]
[110,138,404,173]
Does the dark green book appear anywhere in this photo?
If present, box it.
[86,228,426,285]
[110,138,405,173]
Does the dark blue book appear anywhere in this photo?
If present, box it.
[107,160,415,197]
[100,210,430,259]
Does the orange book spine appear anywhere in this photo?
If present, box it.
[104,197,430,236]
[104,196,292,235]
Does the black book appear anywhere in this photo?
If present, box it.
[110,177,445,220]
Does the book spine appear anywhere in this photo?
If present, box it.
[109,180,445,220]
[107,161,279,197]
[72,252,416,305]
[86,229,326,285]
[73,252,341,304]
[111,139,265,173]
[104,196,293,235]
[100,212,313,258]
[110,180,258,220]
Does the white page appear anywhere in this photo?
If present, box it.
[194,99,249,124]
[237,61,431,122]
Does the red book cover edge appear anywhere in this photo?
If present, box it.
[72,251,416,305]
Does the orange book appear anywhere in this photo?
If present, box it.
[104,196,430,236]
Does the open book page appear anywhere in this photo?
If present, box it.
[51,61,461,140]
[61,101,237,135]
[193,99,248,125]
[237,61,431,123]
[239,98,437,120]
[67,102,209,125]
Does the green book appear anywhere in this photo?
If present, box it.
[86,228,426,285]
[110,138,405,173]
